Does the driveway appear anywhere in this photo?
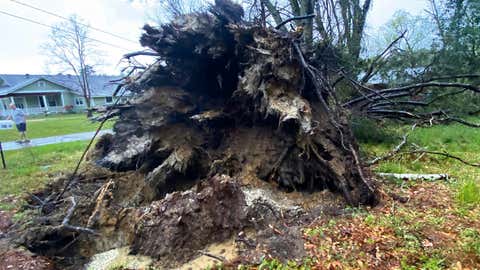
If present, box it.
[1,130,113,151]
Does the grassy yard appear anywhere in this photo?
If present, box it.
[0,141,89,210]
[0,113,114,141]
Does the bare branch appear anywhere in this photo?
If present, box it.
[260,0,285,30]
[373,142,480,168]
[360,30,407,83]
[124,51,160,59]
[58,196,97,235]
[404,150,480,168]
[345,81,480,108]
[198,251,226,262]
[275,14,315,29]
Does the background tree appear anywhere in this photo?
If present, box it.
[248,0,371,62]
[356,1,480,115]
[42,15,102,117]
[428,0,480,75]
[362,10,437,84]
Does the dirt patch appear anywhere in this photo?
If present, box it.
[131,175,247,268]
[178,238,238,270]
[0,249,54,270]
[0,211,13,234]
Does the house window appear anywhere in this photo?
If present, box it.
[75,97,84,106]
[47,96,57,107]
[13,98,24,109]
[37,81,46,88]
[105,96,113,103]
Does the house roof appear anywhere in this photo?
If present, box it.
[0,74,120,97]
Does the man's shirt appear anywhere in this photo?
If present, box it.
[10,109,26,124]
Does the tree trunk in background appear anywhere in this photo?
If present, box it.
[254,0,372,65]
[300,0,315,50]
[349,0,371,60]
[260,0,285,30]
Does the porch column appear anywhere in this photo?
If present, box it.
[42,95,49,111]
[9,97,14,105]
[23,96,28,114]
[60,93,65,107]
[0,99,5,115]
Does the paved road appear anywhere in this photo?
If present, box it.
[1,130,113,151]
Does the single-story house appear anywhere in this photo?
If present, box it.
[0,74,122,116]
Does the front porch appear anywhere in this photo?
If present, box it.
[1,93,66,115]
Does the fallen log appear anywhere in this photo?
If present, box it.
[377,173,449,181]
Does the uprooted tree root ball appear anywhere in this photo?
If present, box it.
[10,0,379,268]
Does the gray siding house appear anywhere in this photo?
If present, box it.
[0,74,120,116]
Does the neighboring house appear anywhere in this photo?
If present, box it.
[0,74,122,116]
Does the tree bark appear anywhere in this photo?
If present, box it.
[260,0,285,30]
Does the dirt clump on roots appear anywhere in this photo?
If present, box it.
[9,0,378,268]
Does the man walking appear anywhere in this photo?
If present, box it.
[7,103,29,143]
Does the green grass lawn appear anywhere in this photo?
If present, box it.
[354,118,480,184]
[0,113,114,141]
[0,141,89,210]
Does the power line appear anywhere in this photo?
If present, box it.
[9,0,139,44]
[0,9,136,51]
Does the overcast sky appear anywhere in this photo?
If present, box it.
[0,0,429,75]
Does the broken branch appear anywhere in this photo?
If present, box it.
[58,196,97,235]
[368,124,417,165]
[275,13,315,29]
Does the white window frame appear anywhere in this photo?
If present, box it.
[105,96,113,104]
[75,97,85,106]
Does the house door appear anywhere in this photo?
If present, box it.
[38,96,45,108]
